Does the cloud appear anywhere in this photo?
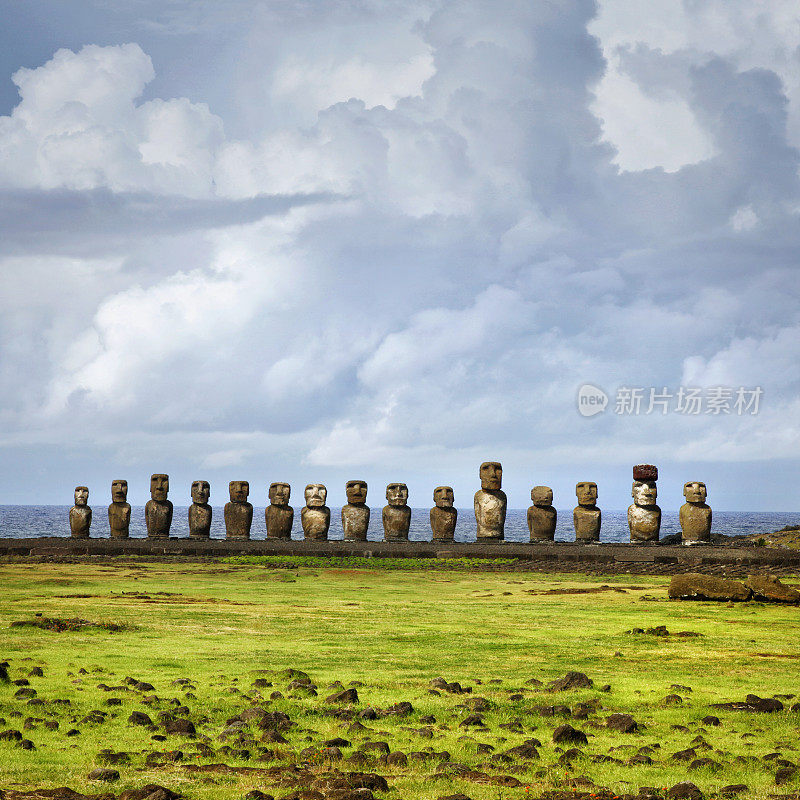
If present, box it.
[0,43,224,196]
[0,187,339,257]
[1,2,800,509]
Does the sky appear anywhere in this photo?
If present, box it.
[0,0,799,512]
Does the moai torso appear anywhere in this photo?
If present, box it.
[528,485,556,542]
[383,483,411,541]
[474,462,506,541]
[108,479,131,539]
[680,482,712,544]
[430,486,457,541]
[342,480,369,541]
[266,482,293,539]
[188,480,212,539]
[301,484,330,541]
[225,481,253,539]
[69,486,92,539]
[628,465,660,543]
[573,481,600,542]
[145,473,173,539]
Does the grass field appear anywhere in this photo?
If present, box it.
[0,558,798,800]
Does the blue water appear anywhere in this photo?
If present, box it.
[0,506,796,543]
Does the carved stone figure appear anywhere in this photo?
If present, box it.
[108,479,131,539]
[680,481,712,545]
[69,486,92,539]
[225,480,253,540]
[302,484,330,541]
[266,482,294,540]
[430,486,457,541]
[383,483,411,541]
[145,473,173,539]
[342,480,369,541]
[573,481,601,542]
[628,465,661,543]
[528,485,556,542]
[474,462,506,541]
[188,480,212,539]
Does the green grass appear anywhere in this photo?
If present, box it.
[0,561,798,800]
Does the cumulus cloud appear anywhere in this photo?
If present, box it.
[0,43,224,196]
[1,0,799,508]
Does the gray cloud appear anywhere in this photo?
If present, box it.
[0,188,341,256]
[0,0,799,510]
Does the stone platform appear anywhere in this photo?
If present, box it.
[1,537,798,576]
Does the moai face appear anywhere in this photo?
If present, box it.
[305,484,327,507]
[269,482,291,506]
[74,486,89,507]
[632,480,657,506]
[346,480,368,504]
[479,462,503,491]
[111,480,128,503]
[191,480,210,504]
[386,483,409,507]
[229,480,249,503]
[532,486,553,507]
[575,482,597,505]
[434,486,454,508]
[150,474,169,501]
[683,481,707,503]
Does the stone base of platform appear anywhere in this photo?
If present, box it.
[0,537,798,576]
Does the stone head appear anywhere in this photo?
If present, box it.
[150,473,169,502]
[479,461,502,491]
[683,481,707,504]
[269,482,291,506]
[531,485,553,507]
[345,480,368,504]
[386,483,409,507]
[229,480,249,503]
[632,480,657,506]
[191,480,210,504]
[111,479,128,503]
[434,486,454,508]
[305,483,327,508]
[74,486,89,506]
[575,481,597,505]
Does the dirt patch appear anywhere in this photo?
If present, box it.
[752,652,800,659]
[524,585,627,596]
[9,617,130,633]
[52,592,254,606]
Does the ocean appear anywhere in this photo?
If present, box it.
[0,506,796,543]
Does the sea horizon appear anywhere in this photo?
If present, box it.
[2,505,797,544]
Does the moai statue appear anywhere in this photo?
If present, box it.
[573,481,601,543]
[301,484,330,541]
[225,481,253,539]
[108,479,131,539]
[628,464,661,543]
[383,483,411,541]
[342,480,369,541]
[474,461,506,541]
[188,480,212,539]
[266,482,294,540]
[680,481,712,545]
[145,473,173,539]
[69,486,92,539]
[528,485,556,542]
[430,486,457,541]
